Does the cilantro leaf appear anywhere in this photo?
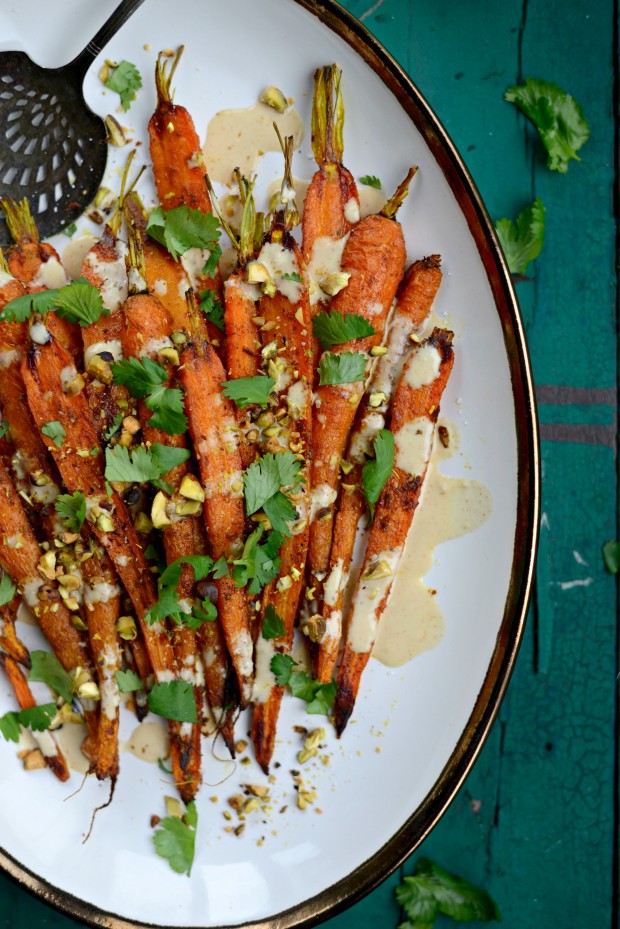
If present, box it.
[148,681,197,723]
[362,429,394,517]
[0,571,16,608]
[53,279,107,326]
[221,375,275,409]
[270,653,297,685]
[104,59,142,111]
[153,799,198,876]
[243,451,304,516]
[112,357,187,435]
[281,271,302,283]
[115,669,143,693]
[360,175,382,189]
[263,491,298,535]
[232,526,283,594]
[603,541,620,575]
[186,598,217,629]
[104,444,190,486]
[103,412,124,442]
[111,356,166,398]
[55,492,86,533]
[145,387,188,435]
[312,311,376,350]
[202,244,222,278]
[262,604,285,639]
[0,290,56,323]
[199,290,225,331]
[145,555,220,628]
[146,206,221,263]
[41,421,65,448]
[158,555,216,590]
[0,704,56,741]
[0,418,10,440]
[28,651,73,704]
[504,78,589,173]
[144,585,183,627]
[495,198,545,276]
[318,351,367,386]
[63,223,77,238]
[396,858,501,925]
[289,672,336,715]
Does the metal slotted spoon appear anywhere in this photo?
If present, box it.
[0,0,146,243]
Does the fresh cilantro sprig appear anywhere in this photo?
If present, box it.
[0,277,107,326]
[104,60,142,111]
[199,290,225,331]
[495,198,545,276]
[505,78,589,173]
[312,311,376,350]
[318,351,367,386]
[243,451,305,536]
[269,655,336,715]
[103,412,124,442]
[145,555,227,629]
[146,206,222,275]
[41,421,66,448]
[360,175,382,189]
[0,419,10,440]
[104,444,190,491]
[262,604,285,640]
[395,857,500,928]
[232,525,283,594]
[55,492,86,533]
[115,669,143,693]
[221,375,275,409]
[111,356,188,435]
[362,430,394,518]
[148,681,197,723]
[153,799,198,876]
[281,271,302,283]
[603,541,619,575]
[0,703,57,743]
[28,651,73,704]
[0,571,16,608]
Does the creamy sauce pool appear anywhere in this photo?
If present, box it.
[371,419,492,666]
[204,101,304,184]
[120,720,169,765]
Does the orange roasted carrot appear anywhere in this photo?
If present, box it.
[0,601,30,667]
[148,48,224,352]
[306,171,414,604]
[334,328,454,735]
[0,652,70,782]
[248,145,314,771]
[1,198,70,291]
[315,255,443,682]
[179,296,254,705]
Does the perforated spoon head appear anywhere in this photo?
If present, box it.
[0,53,108,243]
[0,0,145,244]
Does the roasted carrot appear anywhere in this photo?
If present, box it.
[0,653,70,782]
[1,198,70,291]
[306,170,414,605]
[315,255,443,682]
[179,295,254,705]
[247,142,314,771]
[148,48,224,351]
[334,328,454,735]
[0,599,30,667]
[302,64,359,367]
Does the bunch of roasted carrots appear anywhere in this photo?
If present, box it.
[0,51,454,802]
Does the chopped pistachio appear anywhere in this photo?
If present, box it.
[260,85,289,113]
[175,499,202,517]
[38,550,56,579]
[340,459,354,475]
[23,748,46,771]
[261,341,278,362]
[179,475,205,502]
[247,262,271,285]
[368,391,388,408]
[94,186,116,211]
[98,63,111,83]
[77,680,100,701]
[63,372,85,395]
[134,512,153,534]
[165,796,184,819]
[151,491,171,529]
[301,614,326,643]
[70,613,88,630]
[96,513,114,533]
[122,415,141,435]
[276,575,292,592]
[243,797,261,815]
[291,518,307,536]
[116,615,137,641]
[370,345,389,357]
[104,114,127,146]
[58,573,81,592]
[290,566,301,582]
[86,354,113,384]
[157,346,180,366]
[171,330,187,345]
[362,558,393,581]
[319,271,351,296]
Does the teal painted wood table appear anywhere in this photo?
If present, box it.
[0,0,616,927]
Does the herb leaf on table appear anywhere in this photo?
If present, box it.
[494,198,545,276]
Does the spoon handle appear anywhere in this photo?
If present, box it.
[66,0,147,80]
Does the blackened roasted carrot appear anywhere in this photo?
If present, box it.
[0,652,70,782]
[335,328,454,735]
